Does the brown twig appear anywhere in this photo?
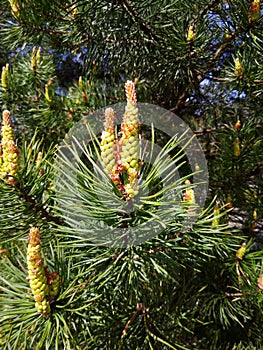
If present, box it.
[211,76,263,83]
[16,182,63,225]
[117,0,158,41]
[0,4,10,17]
[121,303,147,340]
[198,0,222,19]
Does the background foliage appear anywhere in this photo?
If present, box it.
[0,0,263,349]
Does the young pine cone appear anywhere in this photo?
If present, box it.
[27,227,51,317]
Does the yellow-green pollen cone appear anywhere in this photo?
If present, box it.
[119,81,140,199]
[0,110,19,185]
[27,227,61,317]
[27,227,51,317]
[100,107,117,176]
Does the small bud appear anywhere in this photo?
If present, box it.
[8,0,20,19]
[234,120,241,132]
[36,152,42,167]
[183,180,195,203]
[249,0,260,22]
[82,91,88,104]
[1,64,9,89]
[44,268,61,298]
[232,137,241,157]
[36,47,42,65]
[45,84,52,102]
[225,30,231,40]
[195,163,200,172]
[0,246,9,259]
[248,209,257,232]
[78,76,83,90]
[31,47,37,72]
[36,151,43,176]
[226,194,233,209]
[236,242,246,260]
[234,58,243,77]
[249,221,256,232]
[257,273,263,291]
[212,204,220,227]
[69,4,78,17]
[187,26,195,42]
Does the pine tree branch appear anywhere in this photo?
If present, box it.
[210,76,263,83]
[0,4,10,17]
[117,0,158,41]
[170,72,203,116]
[168,0,223,116]
[194,125,230,136]
[121,304,145,339]
[18,19,69,35]
[198,0,222,18]
[189,0,222,26]
[15,182,63,225]
[208,20,258,63]
[170,14,261,116]
[41,10,69,23]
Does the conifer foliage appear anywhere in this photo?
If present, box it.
[0,0,263,349]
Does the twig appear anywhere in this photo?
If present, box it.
[121,303,147,339]
[16,183,63,225]
[198,0,222,19]
[117,0,158,41]
[210,76,263,83]
[19,19,69,35]
[0,4,10,17]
